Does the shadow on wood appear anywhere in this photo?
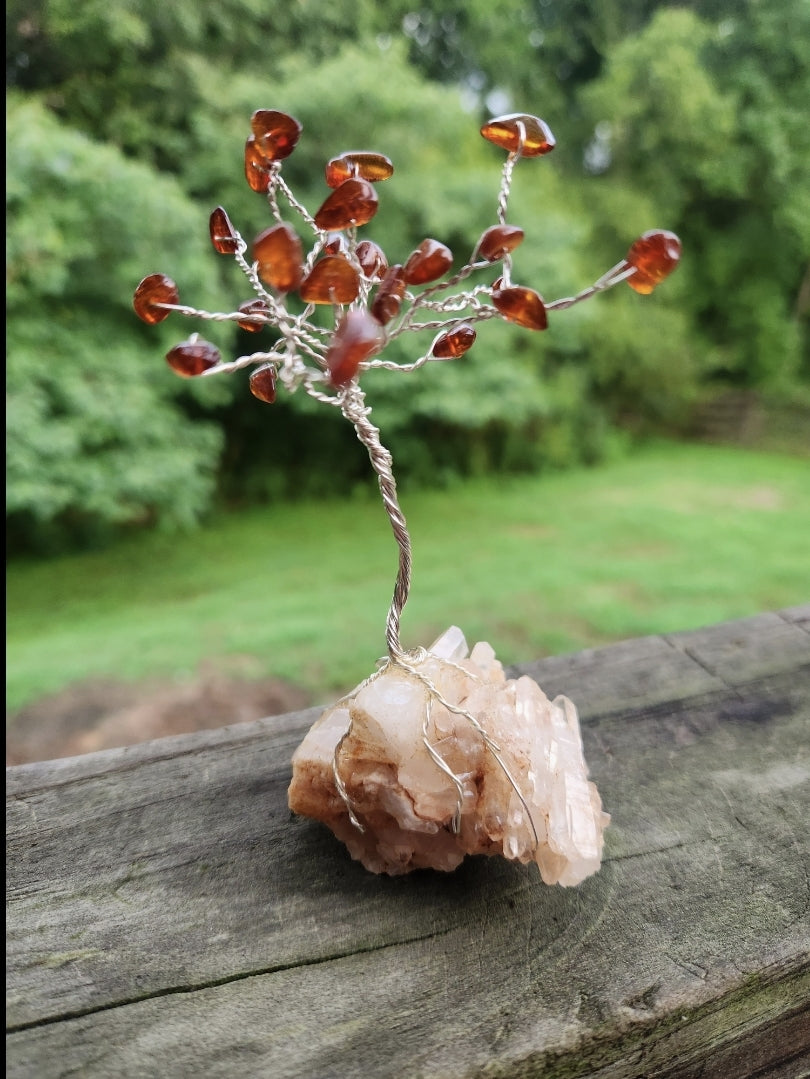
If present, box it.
[6,608,810,1079]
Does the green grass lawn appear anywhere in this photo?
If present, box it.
[7,440,810,715]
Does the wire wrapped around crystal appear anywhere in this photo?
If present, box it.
[133,108,680,880]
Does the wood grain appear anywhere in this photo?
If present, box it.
[7,609,810,1078]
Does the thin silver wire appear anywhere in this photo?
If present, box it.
[338,386,411,662]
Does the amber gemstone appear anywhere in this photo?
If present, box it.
[252,223,304,293]
[370,264,407,325]
[244,136,270,193]
[314,178,378,231]
[209,206,240,255]
[237,299,270,333]
[133,273,179,324]
[250,110,302,163]
[299,255,361,305]
[326,310,385,387]
[355,240,388,279]
[478,224,525,262]
[403,239,453,285]
[322,233,348,256]
[249,363,277,403]
[626,230,682,294]
[492,285,548,330]
[166,338,221,377]
[480,114,555,157]
[432,323,476,359]
[325,151,394,188]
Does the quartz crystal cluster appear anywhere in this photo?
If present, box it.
[288,627,609,881]
[134,107,678,883]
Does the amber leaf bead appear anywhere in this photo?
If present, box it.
[478,224,525,262]
[325,151,394,188]
[403,239,453,286]
[250,110,302,163]
[492,285,548,330]
[237,299,270,333]
[314,178,378,231]
[299,255,361,305]
[253,223,304,293]
[244,136,270,193]
[626,230,682,294]
[133,273,179,324]
[322,233,348,256]
[326,310,385,387]
[480,113,555,157]
[166,338,221,377]
[370,264,407,325]
[356,240,388,279]
[249,363,277,403]
[209,206,240,255]
[432,323,476,359]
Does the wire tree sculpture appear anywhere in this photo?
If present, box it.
[134,109,681,879]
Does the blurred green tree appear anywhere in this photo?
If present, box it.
[6,95,228,552]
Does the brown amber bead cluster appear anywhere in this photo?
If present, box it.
[134,108,681,397]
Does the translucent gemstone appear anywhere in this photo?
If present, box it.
[237,299,270,333]
[249,363,277,403]
[314,178,378,231]
[326,310,385,387]
[626,230,682,294]
[322,233,348,256]
[244,136,270,193]
[299,255,361,304]
[492,285,548,330]
[133,273,179,324]
[480,114,556,157]
[370,264,406,325]
[478,224,525,262]
[252,223,304,293]
[165,338,221,377]
[250,110,302,162]
[432,323,476,359]
[403,239,453,285]
[355,240,388,279]
[209,206,240,255]
[325,151,394,188]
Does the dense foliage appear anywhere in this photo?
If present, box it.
[6,0,809,552]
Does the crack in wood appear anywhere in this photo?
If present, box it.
[6,925,459,1035]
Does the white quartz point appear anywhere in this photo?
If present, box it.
[288,629,609,881]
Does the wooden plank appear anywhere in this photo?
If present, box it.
[7,608,810,1078]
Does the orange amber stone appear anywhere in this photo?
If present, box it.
[403,239,453,285]
[249,363,277,403]
[492,285,548,330]
[478,224,525,262]
[326,310,385,387]
[209,206,240,255]
[480,114,555,157]
[133,273,179,324]
[250,110,302,163]
[322,233,348,256]
[432,323,476,359]
[625,230,682,294]
[253,223,304,293]
[166,338,221,377]
[370,264,406,325]
[244,136,270,193]
[237,299,270,332]
[299,255,361,305]
[314,179,378,231]
[325,151,394,188]
[356,239,388,279]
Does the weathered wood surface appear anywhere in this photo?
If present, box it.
[7,607,810,1079]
